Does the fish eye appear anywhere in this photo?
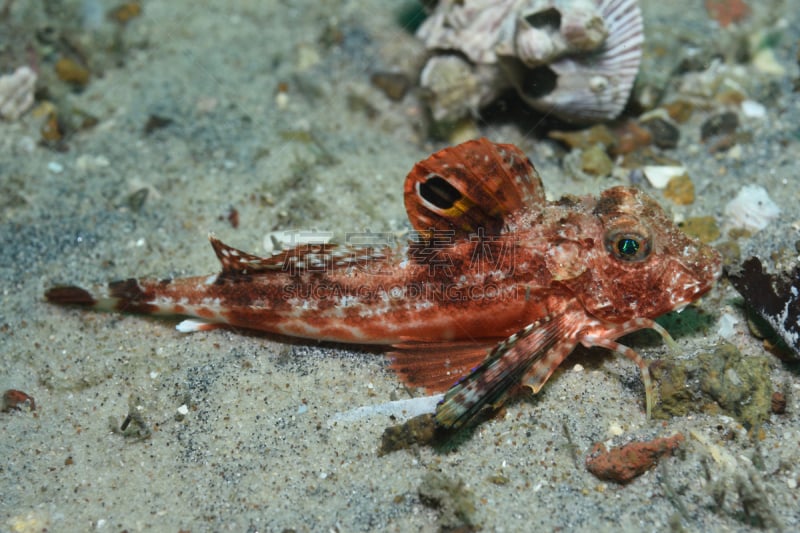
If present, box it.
[606,231,651,262]
[617,237,639,256]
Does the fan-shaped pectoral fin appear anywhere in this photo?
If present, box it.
[435,316,564,431]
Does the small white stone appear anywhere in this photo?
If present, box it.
[149,371,159,379]
[727,144,743,160]
[16,136,36,154]
[717,313,739,339]
[642,165,686,189]
[607,422,625,437]
[751,48,785,76]
[177,404,189,416]
[48,161,64,173]
[275,91,289,109]
[572,364,584,373]
[741,100,766,119]
[787,477,798,490]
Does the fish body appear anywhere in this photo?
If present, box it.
[46,138,721,430]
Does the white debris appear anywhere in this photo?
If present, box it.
[0,66,37,121]
[741,100,766,119]
[642,165,686,189]
[327,393,444,426]
[717,313,740,340]
[263,229,333,255]
[723,184,780,233]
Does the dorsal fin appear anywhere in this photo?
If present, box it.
[209,235,392,277]
[209,235,276,276]
[403,138,545,242]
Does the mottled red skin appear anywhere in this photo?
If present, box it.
[46,139,721,427]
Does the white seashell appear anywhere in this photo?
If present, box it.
[417,0,643,124]
[0,66,37,121]
[642,165,686,189]
[503,0,643,122]
[416,0,518,65]
[513,0,608,67]
[723,184,781,233]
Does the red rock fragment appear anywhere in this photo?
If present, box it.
[586,433,685,484]
[705,0,751,28]
[771,392,786,414]
[227,207,240,229]
[610,120,652,156]
[2,389,36,412]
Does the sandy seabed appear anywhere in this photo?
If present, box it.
[2,1,800,531]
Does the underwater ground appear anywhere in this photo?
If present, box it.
[1,1,799,531]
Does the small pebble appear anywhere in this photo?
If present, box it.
[580,145,613,177]
[771,392,786,414]
[663,174,695,205]
[701,112,739,142]
[55,57,90,88]
[16,136,36,154]
[680,216,721,243]
[549,125,615,150]
[752,48,785,76]
[642,117,680,149]
[47,161,64,173]
[370,71,411,101]
[741,100,766,119]
[612,120,652,155]
[663,100,694,123]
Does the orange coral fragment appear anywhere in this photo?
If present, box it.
[586,433,685,484]
[705,0,751,28]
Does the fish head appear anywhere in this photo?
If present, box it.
[572,186,722,323]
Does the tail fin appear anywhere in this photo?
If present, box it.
[44,286,97,307]
[45,278,158,314]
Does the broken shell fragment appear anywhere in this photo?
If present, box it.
[502,0,644,122]
[416,0,644,124]
[0,66,37,121]
[642,165,686,189]
[513,0,609,67]
[416,1,518,65]
[420,55,504,123]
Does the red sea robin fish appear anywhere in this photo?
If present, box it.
[46,138,721,431]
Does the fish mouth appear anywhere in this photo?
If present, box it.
[663,251,722,313]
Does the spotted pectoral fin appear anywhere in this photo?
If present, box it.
[435,317,564,431]
[403,138,545,242]
[388,341,499,393]
[521,340,576,393]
